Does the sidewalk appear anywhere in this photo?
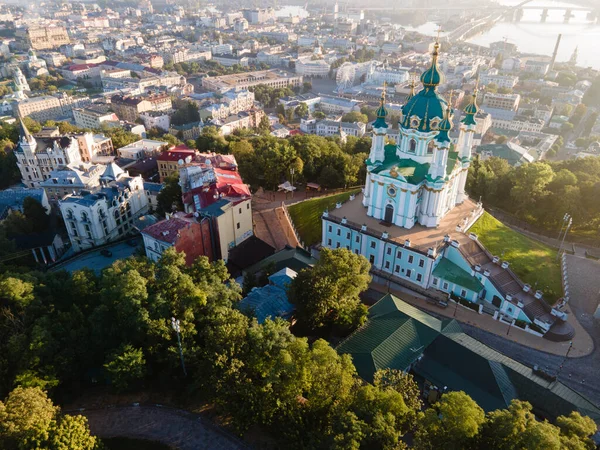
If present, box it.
[371,282,594,358]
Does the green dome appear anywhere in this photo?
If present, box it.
[400,41,448,133]
[435,106,453,143]
[462,90,479,126]
[372,89,389,129]
[401,88,448,132]
[420,42,444,88]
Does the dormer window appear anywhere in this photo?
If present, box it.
[430,118,440,130]
[408,139,417,153]
[410,117,420,129]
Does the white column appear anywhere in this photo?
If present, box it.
[396,190,407,225]
[456,169,469,204]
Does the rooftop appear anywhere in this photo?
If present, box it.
[141,214,196,244]
[325,193,480,253]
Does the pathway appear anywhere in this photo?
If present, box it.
[565,254,600,316]
[77,405,246,450]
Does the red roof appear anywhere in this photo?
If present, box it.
[289,129,303,136]
[182,167,250,211]
[67,63,98,71]
[157,148,198,162]
[141,216,196,244]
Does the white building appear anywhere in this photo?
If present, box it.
[479,70,519,89]
[117,139,169,160]
[73,106,119,129]
[39,163,104,201]
[14,121,82,187]
[295,57,331,78]
[59,163,149,252]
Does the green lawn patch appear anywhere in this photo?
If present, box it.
[288,190,361,247]
[469,212,562,304]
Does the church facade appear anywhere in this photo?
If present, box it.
[321,43,574,341]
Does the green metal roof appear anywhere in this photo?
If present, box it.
[336,294,600,421]
[368,144,430,185]
[432,257,483,293]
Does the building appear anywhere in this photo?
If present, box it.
[139,111,171,131]
[59,163,149,252]
[479,70,519,89]
[491,115,544,133]
[117,139,169,160]
[39,163,104,201]
[242,8,275,24]
[141,212,214,265]
[169,122,202,141]
[202,69,302,94]
[295,57,331,78]
[179,155,253,262]
[15,96,63,122]
[14,121,82,187]
[475,142,535,166]
[17,26,70,50]
[525,60,550,76]
[110,93,172,122]
[321,43,573,342]
[238,268,297,323]
[367,66,409,85]
[318,95,362,114]
[157,145,199,182]
[73,105,118,129]
[218,110,264,135]
[76,133,114,161]
[0,187,49,221]
[482,93,521,111]
[307,119,366,137]
[337,294,599,420]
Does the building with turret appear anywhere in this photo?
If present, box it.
[321,42,574,342]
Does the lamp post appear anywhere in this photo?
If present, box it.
[171,317,187,377]
[556,213,570,259]
[290,167,295,199]
[557,216,572,260]
[557,340,573,379]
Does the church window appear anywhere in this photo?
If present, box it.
[430,119,440,130]
[387,186,397,197]
[408,139,416,153]
[410,118,419,128]
[427,141,435,154]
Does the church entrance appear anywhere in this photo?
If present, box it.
[384,204,394,223]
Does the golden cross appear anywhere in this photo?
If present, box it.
[382,81,387,102]
[436,26,443,43]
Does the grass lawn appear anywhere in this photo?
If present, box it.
[288,190,361,247]
[469,212,562,304]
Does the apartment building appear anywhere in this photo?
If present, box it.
[157,145,198,182]
[40,163,104,201]
[479,70,519,89]
[110,94,172,122]
[295,57,331,78]
[73,105,118,129]
[76,133,114,161]
[17,26,70,50]
[202,69,302,94]
[482,93,521,111]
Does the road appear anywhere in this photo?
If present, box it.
[52,238,141,274]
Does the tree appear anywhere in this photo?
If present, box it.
[373,368,423,432]
[0,387,99,450]
[156,173,183,216]
[314,111,326,120]
[302,81,312,93]
[171,100,200,126]
[104,344,146,391]
[495,135,508,144]
[257,114,271,135]
[485,83,498,94]
[556,411,597,450]
[288,248,370,333]
[22,197,49,232]
[295,103,309,119]
[195,126,228,153]
[414,391,485,450]
[342,111,368,123]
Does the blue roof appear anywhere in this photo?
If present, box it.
[238,268,297,324]
[0,188,46,219]
[143,182,163,193]
[199,198,230,217]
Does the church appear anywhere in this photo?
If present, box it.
[321,42,574,342]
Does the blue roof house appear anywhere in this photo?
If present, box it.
[238,267,297,323]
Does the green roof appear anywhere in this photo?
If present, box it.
[475,143,533,166]
[432,257,483,293]
[368,144,430,185]
[337,294,600,420]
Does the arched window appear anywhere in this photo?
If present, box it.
[427,141,435,154]
[66,209,74,220]
[408,139,417,153]
[81,211,88,222]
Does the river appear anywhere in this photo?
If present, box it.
[409,0,600,69]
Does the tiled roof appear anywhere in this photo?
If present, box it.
[141,216,193,244]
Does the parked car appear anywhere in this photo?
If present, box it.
[100,249,113,257]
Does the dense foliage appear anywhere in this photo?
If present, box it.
[0,248,596,449]
[467,156,600,239]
